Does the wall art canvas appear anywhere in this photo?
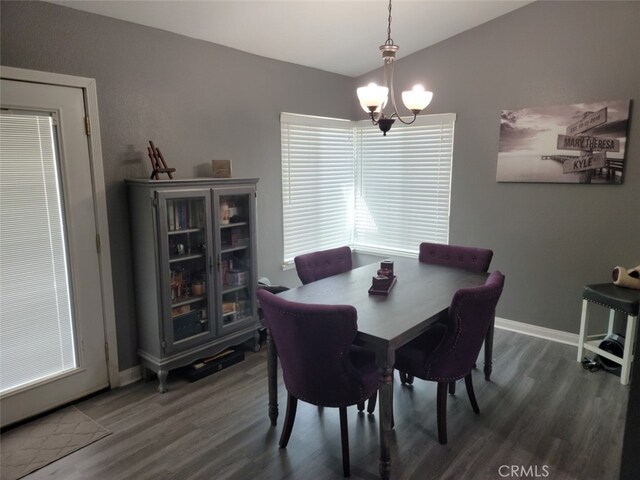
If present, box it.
[497,99,631,184]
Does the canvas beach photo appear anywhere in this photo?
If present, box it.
[497,99,631,183]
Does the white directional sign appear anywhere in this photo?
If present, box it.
[562,151,606,173]
[566,107,607,135]
[557,134,620,152]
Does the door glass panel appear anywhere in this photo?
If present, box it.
[165,196,209,342]
[219,194,253,327]
[0,112,76,393]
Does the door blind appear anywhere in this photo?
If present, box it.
[0,113,76,394]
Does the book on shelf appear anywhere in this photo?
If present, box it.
[168,199,175,230]
[231,229,249,247]
[187,199,194,229]
[178,201,184,230]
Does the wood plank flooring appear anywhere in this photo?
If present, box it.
[20,330,628,479]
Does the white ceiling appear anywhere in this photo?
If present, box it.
[50,0,533,77]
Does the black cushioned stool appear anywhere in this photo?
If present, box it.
[577,283,640,385]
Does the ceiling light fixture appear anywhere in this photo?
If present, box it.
[357,0,433,136]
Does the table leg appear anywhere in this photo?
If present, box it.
[267,328,279,426]
[377,350,394,480]
[484,316,494,381]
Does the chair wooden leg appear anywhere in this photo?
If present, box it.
[279,393,298,448]
[339,406,351,477]
[367,391,377,414]
[465,373,480,414]
[448,381,456,395]
[437,382,448,445]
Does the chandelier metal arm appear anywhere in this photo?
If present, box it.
[385,60,420,125]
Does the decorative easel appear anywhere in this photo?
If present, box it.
[147,140,176,179]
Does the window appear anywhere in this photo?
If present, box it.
[281,113,355,264]
[354,114,455,256]
[280,112,455,266]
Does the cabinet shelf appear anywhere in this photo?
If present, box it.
[171,310,205,321]
[220,221,248,229]
[220,244,248,254]
[223,313,251,325]
[169,253,204,263]
[222,285,247,294]
[172,295,206,308]
[168,227,203,235]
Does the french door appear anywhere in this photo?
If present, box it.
[0,77,111,427]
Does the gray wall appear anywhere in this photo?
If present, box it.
[356,0,640,333]
[0,1,355,370]
[1,1,639,371]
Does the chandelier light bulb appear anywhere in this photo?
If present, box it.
[401,85,433,112]
[357,83,389,113]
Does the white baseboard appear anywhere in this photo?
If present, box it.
[112,319,577,387]
[495,317,579,347]
[118,365,142,387]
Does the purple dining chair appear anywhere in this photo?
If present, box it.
[400,242,495,388]
[257,289,378,477]
[294,246,353,285]
[419,242,493,272]
[394,271,505,444]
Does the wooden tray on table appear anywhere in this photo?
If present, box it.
[368,276,397,296]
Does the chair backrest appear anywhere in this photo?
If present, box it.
[425,271,505,380]
[419,242,493,273]
[257,289,372,407]
[294,246,353,285]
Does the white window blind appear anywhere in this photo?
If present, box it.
[0,113,76,394]
[281,113,355,264]
[280,112,455,265]
[354,114,455,255]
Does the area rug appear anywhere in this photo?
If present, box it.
[0,406,111,480]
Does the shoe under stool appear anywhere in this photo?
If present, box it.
[577,283,640,385]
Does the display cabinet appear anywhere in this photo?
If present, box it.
[126,178,259,392]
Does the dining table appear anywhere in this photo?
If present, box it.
[266,256,491,479]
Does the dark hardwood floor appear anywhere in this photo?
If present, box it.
[24,330,628,479]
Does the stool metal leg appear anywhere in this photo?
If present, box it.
[577,299,590,362]
[621,314,638,385]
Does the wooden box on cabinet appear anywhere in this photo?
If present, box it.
[126,178,260,392]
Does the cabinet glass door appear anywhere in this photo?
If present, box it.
[214,188,257,334]
[158,189,214,353]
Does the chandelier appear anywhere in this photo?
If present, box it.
[357,0,433,135]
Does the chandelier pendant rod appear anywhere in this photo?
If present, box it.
[356,0,433,135]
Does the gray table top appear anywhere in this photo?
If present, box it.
[278,257,488,350]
